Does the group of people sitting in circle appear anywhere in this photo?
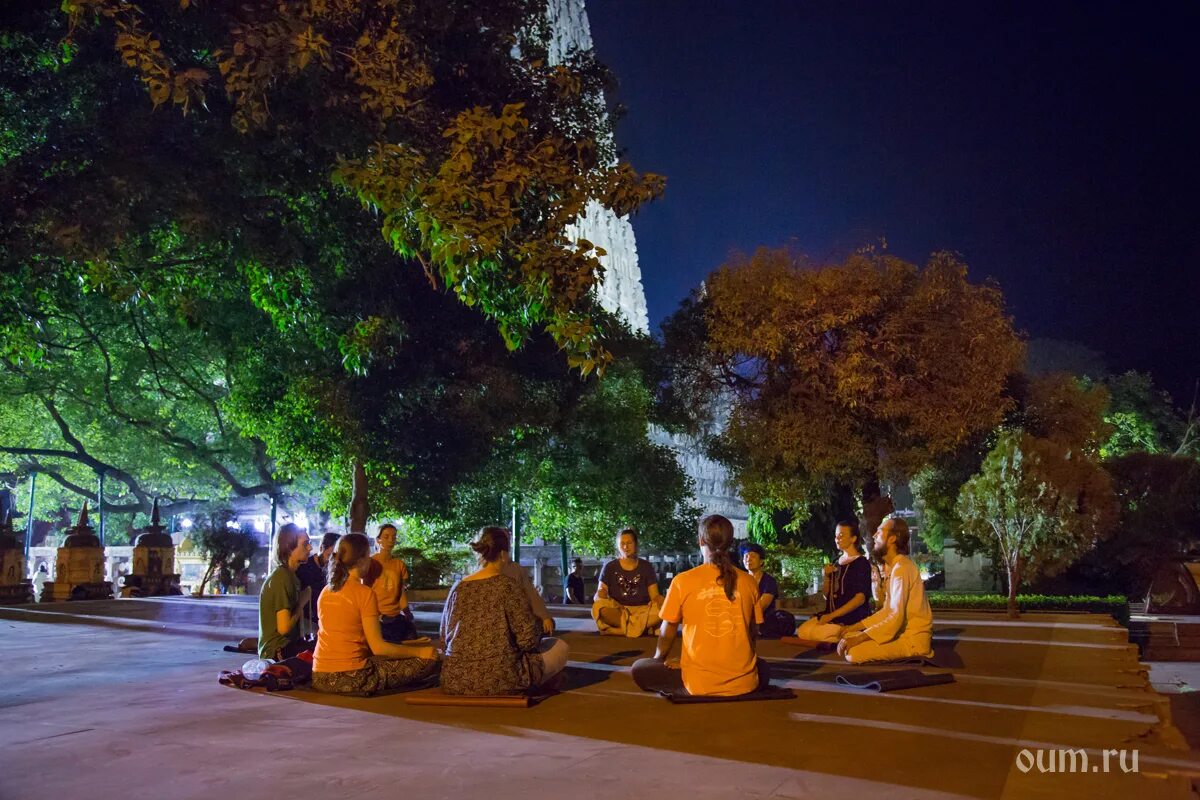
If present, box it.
[255,510,933,699]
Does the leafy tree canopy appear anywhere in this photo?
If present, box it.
[1,0,662,372]
[1069,453,1200,597]
[0,2,682,552]
[666,247,1024,514]
[956,430,1117,615]
[1099,371,1196,459]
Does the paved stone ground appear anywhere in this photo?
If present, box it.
[1,598,1197,799]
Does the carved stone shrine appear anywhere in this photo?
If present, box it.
[41,502,112,602]
[122,499,181,597]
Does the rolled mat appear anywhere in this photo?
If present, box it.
[663,685,796,704]
[405,689,534,708]
[834,670,955,692]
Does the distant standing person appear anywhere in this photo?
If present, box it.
[794,519,873,643]
[632,514,769,697]
[362,523,417,643]
[32,563,48,602]
[566,559,586,604]
[257,523,312,660]
[296,532,340,633]
[592,528,662,637]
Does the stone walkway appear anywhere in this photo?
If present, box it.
[0,598,1196,799]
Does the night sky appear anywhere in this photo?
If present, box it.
[588,1,1200,405]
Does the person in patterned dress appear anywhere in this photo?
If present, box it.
[440,527,570,695]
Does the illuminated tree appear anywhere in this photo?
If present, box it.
[0,3,682,545]
[957,431,1117,616]
[1,0,662,375]
[668,247,1024,520]
[1101,371,1196,458]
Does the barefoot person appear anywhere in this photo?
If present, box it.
[363,523,417,643]
[632,514,770,697]
[592,528,662,637]
[311,534,439,695]
[835,516,934,664]
[794,519,872,643]
[740,542,795,639]
[257,523,312,660]
[440,527,570,696]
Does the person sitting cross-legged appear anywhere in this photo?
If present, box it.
[632,514,770,697]
[295,531,340,635]
[498,536,555,636]
[257,523,312,660]
[311,533,440,695]
[835,516,934,664]
[363,523,418,643]
[592,528,663,637]
[794,519,872,643]
[740,542,796,639]
[440,527,570,696]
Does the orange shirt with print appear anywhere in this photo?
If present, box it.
[660,564,762,696]
[313,579,378,673]
[363,555,408,617]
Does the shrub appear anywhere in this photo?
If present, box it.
[396,547,472,589]
[926,592,1129,625]
[765,544,828,599]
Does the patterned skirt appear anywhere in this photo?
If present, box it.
[312,656,439,695]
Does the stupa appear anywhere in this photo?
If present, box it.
[122,499,181,597]
[41,502,112,601]
[0,509,34,604]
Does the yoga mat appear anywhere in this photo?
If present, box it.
[663,685,796,704]
[780,636,834,650]
[834,670,955,692]
[405,689,535,708]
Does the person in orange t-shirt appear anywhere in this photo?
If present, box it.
[311,533,439,696]
[362,523,418,643]
[632,514,770,697]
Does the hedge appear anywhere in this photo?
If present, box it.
[926,592,1130,625]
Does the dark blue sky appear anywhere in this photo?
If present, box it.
[588,1,1200,404]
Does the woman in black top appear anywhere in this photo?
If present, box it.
[795,519,872,643]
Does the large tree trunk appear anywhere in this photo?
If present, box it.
[860,476,894,543]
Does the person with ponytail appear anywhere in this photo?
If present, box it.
[439,526,570,696]
[592,528,663,637]
[311,533,439,695]
[257,523,312,660]
[632,514,770,697]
